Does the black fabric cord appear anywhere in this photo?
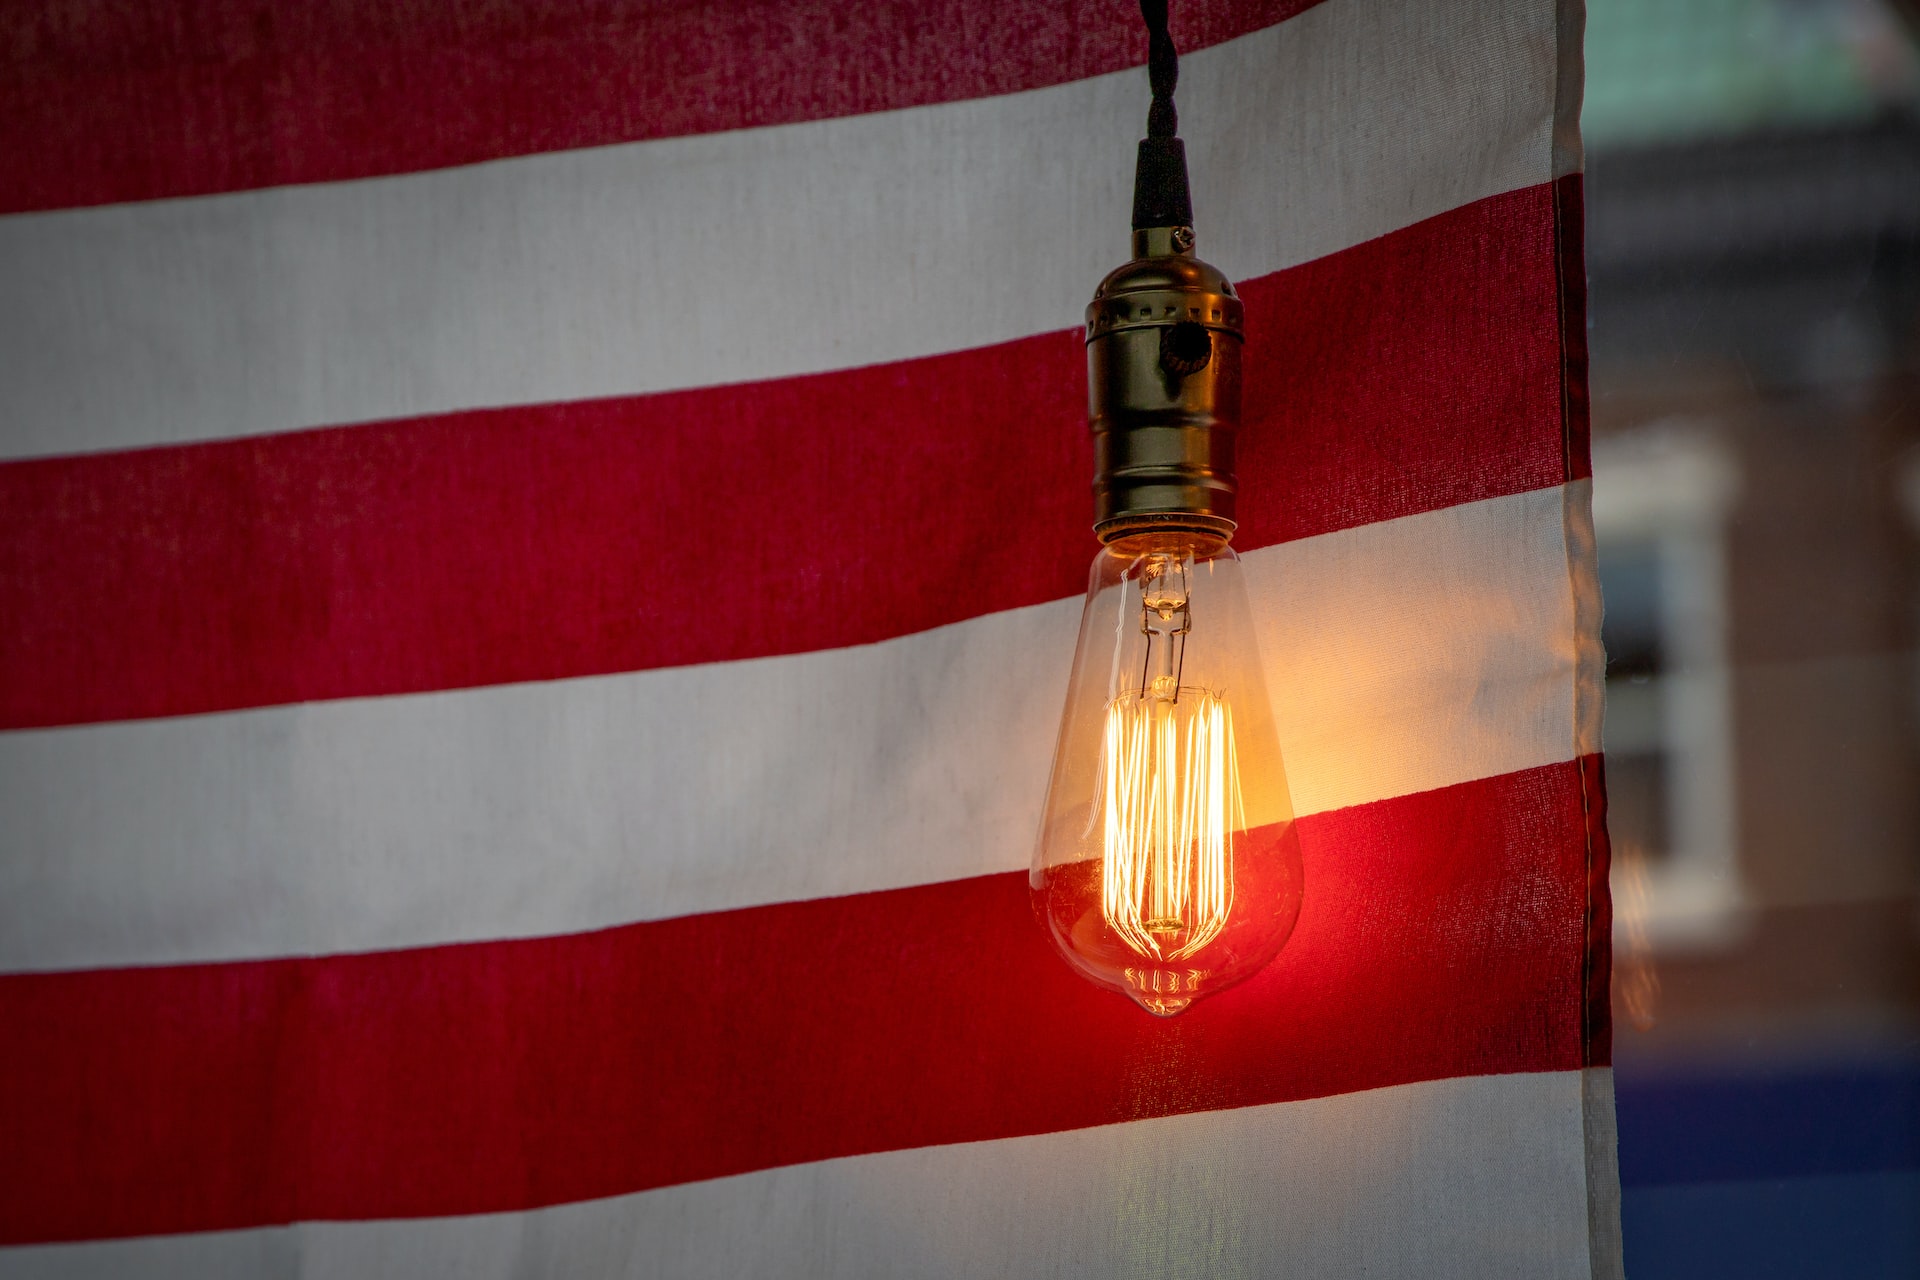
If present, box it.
[1140,0,1178,138]
[1130,0,1193,230]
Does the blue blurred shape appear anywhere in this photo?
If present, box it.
[1615,1058,1920,1278]
[1621,1171,1920,1280]
[1616,1058,1920,1185]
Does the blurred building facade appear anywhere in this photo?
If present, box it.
[1583,1,1920,1273]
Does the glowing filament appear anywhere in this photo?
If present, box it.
[1099,688,1242,960]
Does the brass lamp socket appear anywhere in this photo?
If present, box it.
[1085,224,1245,545]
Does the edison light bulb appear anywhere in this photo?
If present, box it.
[1033,532,1301,1015]
[1030,106,1301,1013]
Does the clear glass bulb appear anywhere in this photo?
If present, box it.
[1032,532,1302,1015]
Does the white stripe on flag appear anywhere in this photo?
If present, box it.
[0,483,1599,972]
[0,0,1573,461]
[0,1070,1615,1280]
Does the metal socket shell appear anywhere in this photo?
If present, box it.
[1085,230,1245,544]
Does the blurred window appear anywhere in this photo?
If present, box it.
[1594,429,1745,949]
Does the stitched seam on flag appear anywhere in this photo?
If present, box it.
[1558,182,1592,1072]
[1551,173,1606,1077]
[1549,91,1622,1262]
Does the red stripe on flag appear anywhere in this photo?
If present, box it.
[0,183,1571,730]
[0,1,1321,216]
[0,759,1599,1245]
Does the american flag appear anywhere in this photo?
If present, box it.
[0,0,1617,1274]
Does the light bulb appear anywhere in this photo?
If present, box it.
[1033,532,1301,1016]
[1029,79,1301,1013]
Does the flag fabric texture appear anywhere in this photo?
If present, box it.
[0,1,1616,1275]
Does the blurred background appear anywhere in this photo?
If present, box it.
[1583,0,1920,1273]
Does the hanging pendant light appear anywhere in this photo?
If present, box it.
[1031,0,1302,1016]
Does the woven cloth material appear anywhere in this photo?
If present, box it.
[0,1,1617,1275]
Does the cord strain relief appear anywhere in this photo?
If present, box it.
[1131,137,1193,231]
